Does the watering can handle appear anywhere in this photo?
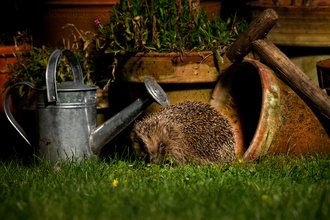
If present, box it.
[46,49,84,103]
[4,82,36,146]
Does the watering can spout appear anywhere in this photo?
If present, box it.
[89,77,170,153]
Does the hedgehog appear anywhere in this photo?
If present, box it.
[130,100,236,165]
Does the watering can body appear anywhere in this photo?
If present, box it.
[4,49,169,163]
[36,82,98,161]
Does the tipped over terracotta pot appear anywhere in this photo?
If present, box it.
[210,59,330,161]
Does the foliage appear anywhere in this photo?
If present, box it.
[0,153,330,219]
[1,26,113,93]
[1,0,248,93]
[98,0,247,59]
[0,30,31,46]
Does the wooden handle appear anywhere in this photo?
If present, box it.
[226,8,278,63]
[252,38,330,121]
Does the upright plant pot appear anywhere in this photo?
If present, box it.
[115,51,258,114]
[246,0,330,86]
[0,45,30,119]
[0,45,21,119]
[96,88,111,126]
[1,45,36,158]
[210,59,330,160]
[1,46,21,157]
[200,0,222,20]
[34,0,119,47]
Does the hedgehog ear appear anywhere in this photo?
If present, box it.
[164,124,170,134]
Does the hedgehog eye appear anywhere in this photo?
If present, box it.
[142,145,148,152]
[159,143,165,149]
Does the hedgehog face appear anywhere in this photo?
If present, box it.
[131,121,171,164]
[142,139,169,164]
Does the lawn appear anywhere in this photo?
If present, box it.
[1,152,329,220]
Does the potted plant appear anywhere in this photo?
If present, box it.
[1,31,31,117]
[96,0,254,113]
[0,31,33,154]
[1,25,115,135]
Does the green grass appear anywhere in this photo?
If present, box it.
[1,153,330,220]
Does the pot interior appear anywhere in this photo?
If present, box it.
[210,62,263,158]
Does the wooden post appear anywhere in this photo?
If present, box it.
[252,38,330,121]
[226,8,330,121]
[226,8,278,62]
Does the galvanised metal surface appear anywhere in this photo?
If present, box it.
[36,88,97,162]
[210,59,330,161]
[4,49,170,163]
[89,76,170,153]
[4,82,36,146]
[144,76,170,107]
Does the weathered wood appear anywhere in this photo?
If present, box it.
[226,8,278,63]
[252,38,330,121]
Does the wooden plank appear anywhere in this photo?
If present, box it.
[226,8,278,63]
[252,38,330,121]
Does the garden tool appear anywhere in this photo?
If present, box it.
[226,8,330,121]
[4,49,170,162]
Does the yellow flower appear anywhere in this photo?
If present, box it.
[112,179,118,187]
[261,195,268,201]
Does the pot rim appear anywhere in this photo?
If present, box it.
[210,58,281,161]
[117,50,223,58]
[0,45,29,55]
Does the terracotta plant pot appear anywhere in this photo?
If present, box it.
[115,51,258,114]
[96,88,110,126]
[35,1,222,47]
[210,58,330,160]
[0,45,27,119]
[0,45,35,156]
[200,0,222,20]
[1,46,20,155]
[35,0,119,47]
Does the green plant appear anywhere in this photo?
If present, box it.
[98,0,247,60]
[1,0,248,94]
[0,30,31,46]
[1,26,113,94]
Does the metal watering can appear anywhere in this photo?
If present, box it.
[4,49,170,162]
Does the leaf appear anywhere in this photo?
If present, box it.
[234,27,239,36]
[160,7,164,19]
[145,42,158,50]
[197,51,204,59]
[1,80,11,94]
[1,67,8,73]
[19,85,24,96]
[85,78,94,85]
[211,46,222,61]
[105,49,123,54]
